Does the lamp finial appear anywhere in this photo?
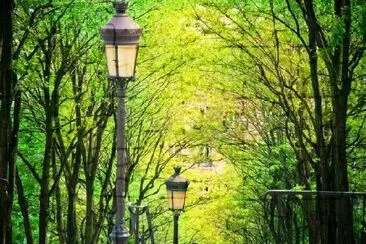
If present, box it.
[173,166,181,175]
[114,1,128,14]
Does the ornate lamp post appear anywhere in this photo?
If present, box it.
[100,1,141,243]
[165,167,189,244]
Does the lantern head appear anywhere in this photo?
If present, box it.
[165,167,190,211]
[101,2,142,78]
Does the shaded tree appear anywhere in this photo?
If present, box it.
[196,0,366,242]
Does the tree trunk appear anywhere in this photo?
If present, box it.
[67,188,78,244]
[85,182,95,244]
[15,167,33,244]
[39,104,54,244]
[332,86,354,243]
[55,184,66,243]
[53,153,66,244]
[332,0,354,242]
[0,0,16,243]
[66,148,83,244]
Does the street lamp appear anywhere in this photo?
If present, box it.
[101,1,141,243]
[165,167,189,244]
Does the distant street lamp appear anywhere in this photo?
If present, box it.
[100,1,141,243]
[165,167,190,244]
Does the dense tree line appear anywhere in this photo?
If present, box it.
[0,0,365,243]
[195,0,366,243]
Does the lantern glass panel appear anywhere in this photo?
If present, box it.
[105,44,137,78]
[167,190,186,210]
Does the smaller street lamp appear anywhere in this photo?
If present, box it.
[165,167,189,244]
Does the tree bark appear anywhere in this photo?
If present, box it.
[15,167,33,244]
[0,0,16,243]
[301,0,355,242]
[52,149,66,244]
[66,72,84,244]
[332,0,355,242]
[39,110,53,244]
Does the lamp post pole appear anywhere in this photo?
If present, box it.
[100,0,141,242]
[173,211,179,244]
[109,78,130,244]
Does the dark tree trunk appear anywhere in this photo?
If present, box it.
[0,0,19,243]
[66,74,84,244]
[67,188,78,244]
[38,23,62,242]
[333,95,354,243]
[15,167,33,244]
[332,1,354,243]
[85,181,95,244]
[39,112,53,244]
[301,0,355,243]
[52,149,66,244]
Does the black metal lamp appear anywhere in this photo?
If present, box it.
[101,1,141,79]
[166,167,189,211]
[165,167,189,244]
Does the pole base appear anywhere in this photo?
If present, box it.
[109,224,130,244]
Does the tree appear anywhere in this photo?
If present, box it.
[195,0,366,242]
[14,1,109,242]
[0,0,21,242]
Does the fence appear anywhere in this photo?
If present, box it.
[264,190,366,244]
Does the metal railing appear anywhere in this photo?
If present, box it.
[128,204,155,244]
[264,190,366,244]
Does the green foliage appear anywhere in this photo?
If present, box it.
[8,0,366,243]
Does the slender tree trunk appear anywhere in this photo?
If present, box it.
[38,26,61,242]
[66,140,83,244]
[84,105,111,243]
[333,0,354,243]
[85,181,95,244]
[6,86,20,243]
[84,132,96,244]
[297,104,319,244]
[303,1,339,242]
[67,188,78,244]
[53,150,66,244]
[0,0,16,242]
[95,129,116,243]
[297,160,318,244]
[66,72,85,244]
[15,167,33,244]
[83,98,113,243]
[333,97,354,243]
[39,108,53,244]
